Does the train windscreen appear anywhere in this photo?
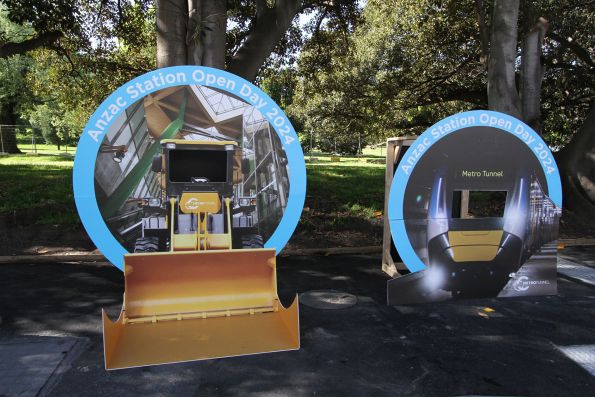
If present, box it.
[452,190,507,218]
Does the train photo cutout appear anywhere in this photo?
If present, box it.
[387,111,562,305]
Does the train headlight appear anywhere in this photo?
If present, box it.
[424,267,445,291]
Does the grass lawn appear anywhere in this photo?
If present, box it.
[16,142,77,155]
[0,154,79,225]
[0,150,387,229]
[306,161,385,217]
[298,155,386,246]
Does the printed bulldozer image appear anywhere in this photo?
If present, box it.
[102,139,299,370]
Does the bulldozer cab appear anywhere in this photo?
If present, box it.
[102,139,299,370]
[157,139,243,197]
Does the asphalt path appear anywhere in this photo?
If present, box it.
[0,251,594,396]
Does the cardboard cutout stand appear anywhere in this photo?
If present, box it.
[385,111,562,305]
[74,67,306,369]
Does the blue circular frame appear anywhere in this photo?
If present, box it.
[388,110,562,273]
[73,66,306,270]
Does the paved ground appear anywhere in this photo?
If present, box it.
[0,248,594,396]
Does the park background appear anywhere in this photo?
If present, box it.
[0,0,593,256]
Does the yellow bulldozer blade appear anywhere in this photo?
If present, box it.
[102,248,299,370]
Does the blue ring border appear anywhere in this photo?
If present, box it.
[387,110,562,273]
[73,66,306,271]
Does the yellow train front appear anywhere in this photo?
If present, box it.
[425,173,558,298]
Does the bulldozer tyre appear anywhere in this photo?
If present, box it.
[134,237,160,253]
[241,234,264,249]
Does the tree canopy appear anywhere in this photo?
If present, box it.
[289,0,594,152]
[0,0,593,214]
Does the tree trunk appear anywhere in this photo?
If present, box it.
[0,127,20,154]
[487,0,521,118]
[0,106,21,154]
[158,0,227,69]
[520,17,548,134]
[557,102,595,215]
[186,0,202,65]
[157,0,302,80]
[474,0,489,66]
[187,0,227,68]
[227,0,303,82]
[156,0,188,68]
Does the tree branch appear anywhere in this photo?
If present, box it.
[406,88,487,108]
[548,31,595,70]
[314,7,329,34]
[0,31,63,58]
[474,0,489,65]
[487,0,521,117]
[227,0,303,81]
[256,0,267,17]
[521,17,548,134]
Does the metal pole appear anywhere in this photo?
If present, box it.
[358,132,361,155]
[309,130,313,161]
[0,125,4,153]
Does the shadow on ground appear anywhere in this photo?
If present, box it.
[0,251,594,396]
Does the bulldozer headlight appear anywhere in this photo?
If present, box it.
[113,151,125,163]
[166,143,176,149]
[239,198,256,207]
[148,198,161,207]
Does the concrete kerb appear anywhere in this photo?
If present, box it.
[0,246,385,265]
[0,239,594,265]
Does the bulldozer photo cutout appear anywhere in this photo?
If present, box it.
[73,67,306,370]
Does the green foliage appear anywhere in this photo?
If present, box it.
[290,0,484,151]
[537,1,595,147]
[259,67,298,109]
[291,0,594,149]
[26,102,80,147]
[0,8,35,121]
[0,1,156,142]
[0,54,32,122]
[27,104,58,145]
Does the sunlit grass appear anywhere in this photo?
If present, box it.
[0,151,387,226]
[15,142,77,155]
[0,154,74,168]
[306,163,385,216]
[0,154,75,224]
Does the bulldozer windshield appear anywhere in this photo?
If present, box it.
[169,149,228,183]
